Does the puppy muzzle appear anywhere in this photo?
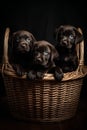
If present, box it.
[18,42,30,52]
[61,40,72,49]
[34,57,42,64]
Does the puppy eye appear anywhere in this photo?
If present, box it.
[43,52,49,56]
[16,37,19,42]
[69,35,74,39]
[26,38,31,43]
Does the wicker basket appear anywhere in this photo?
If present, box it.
[1,27,87,122]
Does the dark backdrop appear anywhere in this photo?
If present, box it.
[0,1,87,97]
[0,1,87,62]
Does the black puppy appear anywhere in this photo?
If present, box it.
[27,40,63,81]
[54,25,83,73]
[9,30,36,76]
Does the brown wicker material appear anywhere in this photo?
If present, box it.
[0,27,87,122]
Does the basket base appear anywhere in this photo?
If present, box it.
[10,111,76,122]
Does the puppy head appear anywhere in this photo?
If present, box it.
[33,40,58,67]
[10,30,36,54]
[54,25,83,49]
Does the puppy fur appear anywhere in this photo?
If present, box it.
[27,40,63,81]
[54,25,83,73]
[9,30,36,76]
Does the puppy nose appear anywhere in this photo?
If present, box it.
[62,38,68,46]
[35,54,42,63]
[37,57,42,62]
[62,41,67,46]
[21,43,27,48]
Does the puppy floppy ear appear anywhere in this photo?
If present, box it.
[49,44,59,64]
[53,27,59,41]
[30,34,36,42]
[54,25,64,41]
[73,27,84,44]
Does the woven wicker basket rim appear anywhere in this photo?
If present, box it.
[0,65,87,81]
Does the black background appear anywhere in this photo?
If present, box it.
[0,1,87,97]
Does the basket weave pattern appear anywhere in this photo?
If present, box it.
[1,27,87,122]
[4,75,83,121]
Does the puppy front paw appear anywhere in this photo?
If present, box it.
[13,64,26,76]
[27,70,37,80]
[16,70,26,76]
[36,71,44,79]
[54,67,64,81]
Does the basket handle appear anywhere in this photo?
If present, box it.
[77,28,84,66]
[3,27,10,64]
[2,27,14,72]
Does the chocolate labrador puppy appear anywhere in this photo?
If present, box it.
[27,40,63,81]
[54,25,83,73]
[9,30,36,76]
